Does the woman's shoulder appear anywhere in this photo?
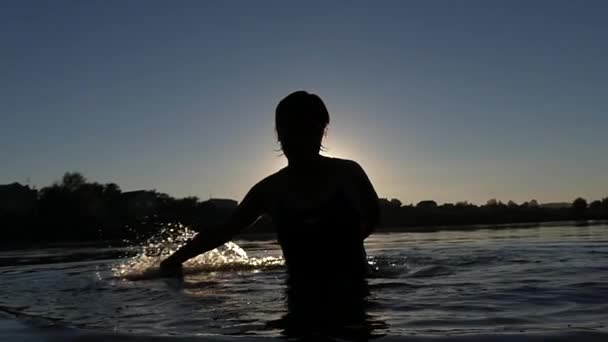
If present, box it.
[324,156,366,174]
[251,168,288,192]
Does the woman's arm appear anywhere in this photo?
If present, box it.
[159,178,270,273]
[348,161,380,239]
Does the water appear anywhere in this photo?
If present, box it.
[1,223,608,341]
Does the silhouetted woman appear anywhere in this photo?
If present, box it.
[160,90,380,334]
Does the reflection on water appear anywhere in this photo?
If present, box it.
[0,223,607,340]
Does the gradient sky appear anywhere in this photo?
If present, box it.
[1,1,607,204]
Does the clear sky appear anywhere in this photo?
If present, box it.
[1,1,607,205]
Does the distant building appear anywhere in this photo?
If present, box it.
[416,200,438,209]
[121,190,159,219]
[199,198,238,225]
[207,198,238,210]
[0,183,37,215]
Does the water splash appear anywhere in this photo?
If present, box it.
[112,224,284,280]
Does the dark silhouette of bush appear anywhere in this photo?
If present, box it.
[572,197,588,218]
[589,200,603,218]
[0,172,238,243]
[0,172,606,244]
[602,197,608,214]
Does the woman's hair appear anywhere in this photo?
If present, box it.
[275,91,330,146]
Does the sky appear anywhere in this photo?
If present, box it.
[1,1,607,205]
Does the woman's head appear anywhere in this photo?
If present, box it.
[275,91,330,161]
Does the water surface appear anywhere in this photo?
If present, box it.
[1,223,607,341]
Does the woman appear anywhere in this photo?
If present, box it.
[160,90,380,330]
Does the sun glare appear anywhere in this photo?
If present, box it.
[321,136,356,160]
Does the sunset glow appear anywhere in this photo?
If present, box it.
[1,2,606,205]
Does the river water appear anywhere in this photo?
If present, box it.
[1,223,607,341]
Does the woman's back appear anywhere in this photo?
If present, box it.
[265,156,370,282]
[262,156,373,326]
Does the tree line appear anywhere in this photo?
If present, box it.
[1,172,236,243]
[1,172,606,243]
[376,197,608,231]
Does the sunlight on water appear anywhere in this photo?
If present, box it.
[112,224,284,280]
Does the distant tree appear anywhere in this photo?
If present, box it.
[486,198,498,207]
[378,198,391,207]
[507,200,518,207]
[572,197,587,209]
[572,197,588,217]
[455,201,471,208]
[389,198,402,208]
[61,172,87,192]
[103,183,121,196]
[529,199,539,207]
[589,200,603,217]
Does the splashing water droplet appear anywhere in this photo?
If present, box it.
[112,225,284,280]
